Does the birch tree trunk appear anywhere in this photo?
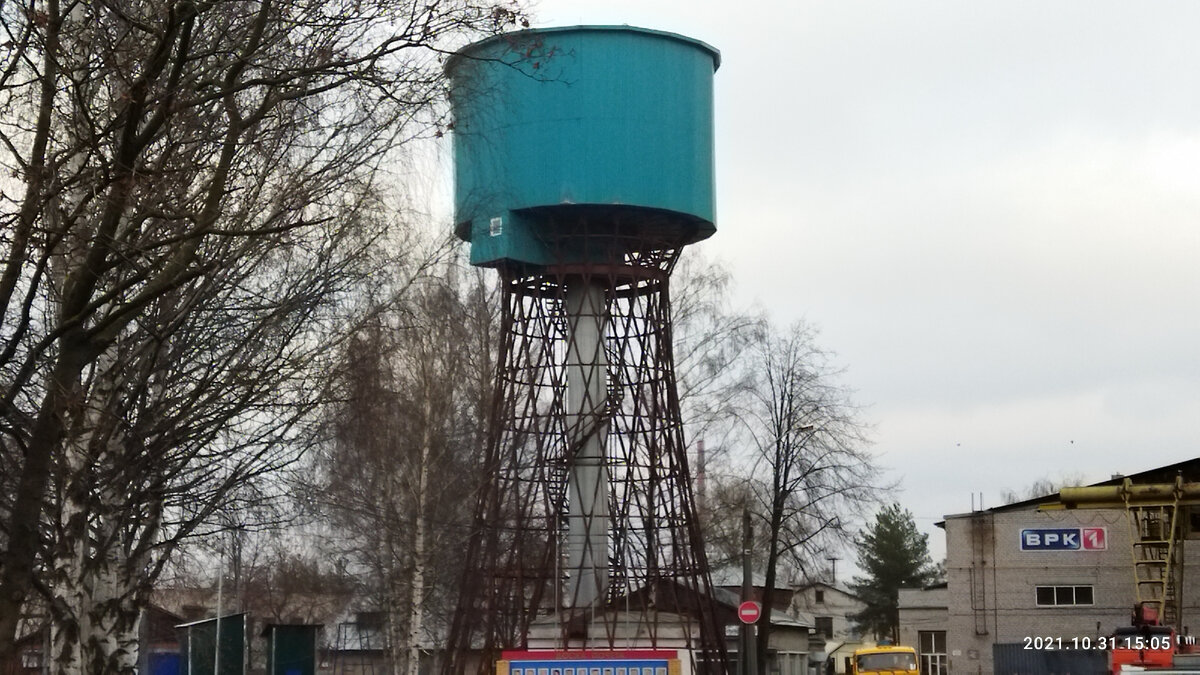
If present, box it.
[47,349,144,674]
[407,391,434,675]
[48,540,141,675]
[389,568,408,675]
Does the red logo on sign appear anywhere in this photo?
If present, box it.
[738,601,761,624]
[1082,527,1107,550]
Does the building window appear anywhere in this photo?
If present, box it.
[815,616,833,638]
[356,610,385,628]
[919,631,948,675]
[1035,585,1094,606]
[1188,510,1200,539]
[814,589,825,603]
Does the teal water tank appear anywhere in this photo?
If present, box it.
[448,26,720,268]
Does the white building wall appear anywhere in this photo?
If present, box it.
[790,584,863,641]
[897,586,948,649]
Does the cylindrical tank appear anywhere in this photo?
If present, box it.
[447,26,720,268]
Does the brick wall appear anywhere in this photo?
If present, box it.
[942,507,1200,675]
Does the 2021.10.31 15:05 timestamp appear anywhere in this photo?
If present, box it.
[1024,635,1195,651]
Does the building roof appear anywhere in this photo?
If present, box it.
[940,456,1200,522]
[793,581,860,599]
[897,585,948,610]
[176,613,247,629]
[711,585,812,629]
[709,565,796,590]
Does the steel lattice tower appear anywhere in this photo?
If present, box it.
[443,27,728,675]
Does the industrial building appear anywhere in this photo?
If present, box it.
[899,457,1200,675]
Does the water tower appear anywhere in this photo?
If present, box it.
[443,26,727,675]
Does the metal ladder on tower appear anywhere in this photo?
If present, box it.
[1126,481,1183,627]
[1049,475,1200,637]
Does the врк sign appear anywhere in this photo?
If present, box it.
[1020,527,1106,551]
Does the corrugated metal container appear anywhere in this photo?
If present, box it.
[447,26,720,267]
[177,613,246,674]
[263,624,318,675]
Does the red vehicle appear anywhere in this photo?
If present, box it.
[1109,614,1177,673]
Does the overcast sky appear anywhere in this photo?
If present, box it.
[519,0,1200,567]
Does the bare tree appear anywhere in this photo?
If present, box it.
[239,542,354,626]
[668,263,879,662]
[314,263,497,675]
[0,0,526,668]
[39,218,394,671]
[671,253,760,448]
[700,474,770,573]
[730,321,877,675]
[1000,473,1087,505]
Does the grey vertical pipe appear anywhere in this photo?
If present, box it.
[565,280,609,608]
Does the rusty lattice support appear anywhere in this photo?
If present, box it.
[444,224,727,675]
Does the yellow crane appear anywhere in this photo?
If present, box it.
[1044,476,1200,629]
[1040,476,1200,672]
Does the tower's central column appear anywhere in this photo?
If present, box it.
[564,279,609,608]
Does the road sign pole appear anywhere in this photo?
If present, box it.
[742,508,757,675]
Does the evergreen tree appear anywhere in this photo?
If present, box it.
[849,504,939,641]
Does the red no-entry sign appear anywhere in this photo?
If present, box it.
[738,601,761,624]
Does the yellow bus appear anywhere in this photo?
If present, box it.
[850,646,919,675]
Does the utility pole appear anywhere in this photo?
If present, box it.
[741,508,758,675]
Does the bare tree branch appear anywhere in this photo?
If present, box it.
[0,0,528,668]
